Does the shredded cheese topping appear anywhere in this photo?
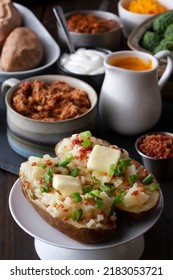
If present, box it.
[127,0,167,15]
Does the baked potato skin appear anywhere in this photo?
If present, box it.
[116,189,160,219]
[21,181,117,244]
[56,140,161,219]
[19,132,161,243]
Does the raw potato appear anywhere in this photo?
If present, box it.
[0,27,43,72]
[0,0,22,49]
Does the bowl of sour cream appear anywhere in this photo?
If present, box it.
[57,47,111,94]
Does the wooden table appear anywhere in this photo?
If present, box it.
[0,0,173,260]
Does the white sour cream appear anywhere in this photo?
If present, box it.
[60,48,107,75]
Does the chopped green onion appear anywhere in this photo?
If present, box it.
[79,131,92,140]
[38,162,47,169]
[147,183,159,191]
[58,157,72,167]
[89,190,100,197]
[42,167,55,184]
[87,189,100,200]
[100,183,115,196]
[70,168,79,177]
[108,163,116,177]
[82,185,92,194]
[40,184,49,193]
[92,176,101,185]
[128,174,139,185]
[113,189,125,205]
[71,192,82,202]
[115,165,124,177]
[82,139,91,147]
[96,197,103,209]
[142,174,154,184]
[118,158,131,167]
[72,209,83,221]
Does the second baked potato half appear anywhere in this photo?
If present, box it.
[19,131,160,243]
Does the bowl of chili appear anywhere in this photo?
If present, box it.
[135,131,173,181]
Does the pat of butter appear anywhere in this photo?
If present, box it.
[53,174,82,197]
[87,145,121,173]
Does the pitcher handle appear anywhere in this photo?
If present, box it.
[1,78,20,100]
[154,50,173,90]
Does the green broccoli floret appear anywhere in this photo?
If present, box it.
[140,31,162,52]
[164,24,173,41]
[153,11,173,34]
[153,38,173,54]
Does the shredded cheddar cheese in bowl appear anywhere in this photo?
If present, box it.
[127,0,167,15]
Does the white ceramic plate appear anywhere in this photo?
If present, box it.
[9,178,163,250]
[0,3,60,82]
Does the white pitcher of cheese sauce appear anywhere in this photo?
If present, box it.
[99,50,173,135]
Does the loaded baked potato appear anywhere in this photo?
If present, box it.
[19,131,160,243]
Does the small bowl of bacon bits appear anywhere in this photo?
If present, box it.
[135,131,173,181]
[57,10,123,51]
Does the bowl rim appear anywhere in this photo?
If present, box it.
[0,3,60,77]
[118,0,155,18]
[118,0,171,17]
[5,74,98,124]
[58,47,111,77]
[135,131,173,161]
[128,9,173,53]
[64,9,123,35]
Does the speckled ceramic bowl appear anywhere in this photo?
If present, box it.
[1,75,98,158]
[57,10,123,51]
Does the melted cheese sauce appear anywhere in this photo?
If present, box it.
[110,57,153,71]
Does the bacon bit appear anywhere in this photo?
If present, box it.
[131,159,140,168]
[72,138,82,146]
[44,160,53,166]
[63,217,68,221]
[137,168,148,180]
[137,181,145,191]
[63,209,68,212]
[39,178,44,184]
[31,162,37,166]
[131,190,139,196]
[47,182,52,187]
[122,179,131,189]
[24,181,30,188]
[138,133,173,159]
[75,146,92,160]
[100,210,105,216]
[56,204,64,209]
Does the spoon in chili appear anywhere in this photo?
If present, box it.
[53,5,75,53]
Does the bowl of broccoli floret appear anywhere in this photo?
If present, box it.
[128,11,173,58]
